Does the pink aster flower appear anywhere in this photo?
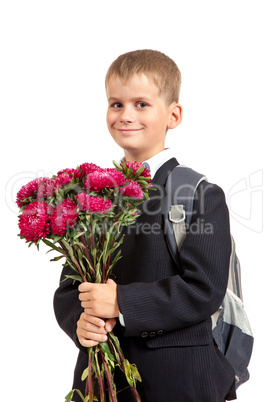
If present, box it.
[76,193,113,213]
[54,173,72,188]
[37,178,57,199]
[53,169,81,190]
[120,180,144,199]
[57,168,81,180]
[79,162,100,177]
[19,200,51,242]
[50,199,78,236]
[16,178,48,208]
[83,169,126,192]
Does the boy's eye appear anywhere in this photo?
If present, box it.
[111,102,122,108]
[136,102,148,108]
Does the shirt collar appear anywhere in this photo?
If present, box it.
[143,149,174,179]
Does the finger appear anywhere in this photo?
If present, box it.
[80,300,92,308]
[79,282,92,293]
[78,336,99,348]
[79,319,107,335]
[79,291,91,301]
[105,318,116,332]
[81,300,103,310]
[82,313,106,328]
[78,327,108,342]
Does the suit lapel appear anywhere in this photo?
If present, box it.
[138,158,179,216]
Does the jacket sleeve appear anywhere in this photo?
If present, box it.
[53,264,87,353]
[116,182,232,338]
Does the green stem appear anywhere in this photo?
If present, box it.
[101,351,117,402]
[108,334,141,402]
[59,240,87,282]
[80,234,96,281]
[85,348,94,402]
[95,347,105,402]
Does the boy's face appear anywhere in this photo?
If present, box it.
[106,73,182,162]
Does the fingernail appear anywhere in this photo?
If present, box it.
[106,324,112,332]
[103,335,108,342]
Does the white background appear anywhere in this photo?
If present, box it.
[1,1,267,400]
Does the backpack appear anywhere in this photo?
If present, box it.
[163,165,254,389]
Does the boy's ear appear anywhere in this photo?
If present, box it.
[167,103,183,129]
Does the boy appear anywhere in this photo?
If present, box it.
[54,49,237,401]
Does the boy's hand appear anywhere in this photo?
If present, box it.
[77,312,116,347]
[78,279,119,318]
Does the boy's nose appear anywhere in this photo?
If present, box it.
[120,107,135,123]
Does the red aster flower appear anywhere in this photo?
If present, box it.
[76,193,113,213]
[120,181,144,199]
[16,178,47,207]
[19,200,51,242]
[50,199,78,236]
[83,169,126,192]
[79,162,100,177]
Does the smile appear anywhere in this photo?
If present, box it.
[115,128,143,135]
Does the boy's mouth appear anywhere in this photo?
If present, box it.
[115,128,143,135]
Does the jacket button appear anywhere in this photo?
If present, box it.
[141,331,148,338]
[157,330,164,336]
[149,331,156,337]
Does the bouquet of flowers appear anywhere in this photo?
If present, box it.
[16,160,152,402]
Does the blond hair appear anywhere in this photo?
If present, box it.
[105,49,181,105]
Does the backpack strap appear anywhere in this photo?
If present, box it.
[228,236,243,301]
[163,165,207,270]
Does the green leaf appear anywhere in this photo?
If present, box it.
[123,359,134,386]
[84,396,98,402]
[73,231,85,240]
[42,238,64,254]
[60,239,74,258]
[136,179,150,186]
[123,359,142,386]
[129,362,142,383]
[113,160,122,171]
[65,259,79,275]
[126,167,133,178]
[81,366,89,381]
[100,342,116,363]
[134,165,145,177]
[64,390,74,402]
[52,235,64,243]
[73,389,87,402]
[77,248,87,276]
[120,160,127,171]
[64,274,83,283]
[107,250,122,276]
[50,255,65,262]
